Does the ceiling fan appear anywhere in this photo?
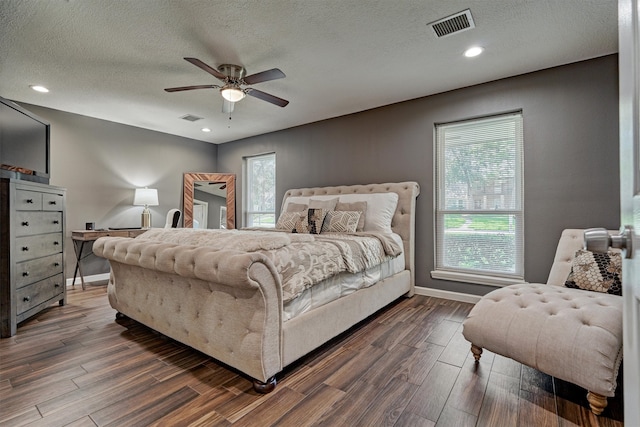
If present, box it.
[165,57,289,113]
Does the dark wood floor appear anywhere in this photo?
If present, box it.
[0,284,624,426]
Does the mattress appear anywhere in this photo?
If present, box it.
[283,233,405,321]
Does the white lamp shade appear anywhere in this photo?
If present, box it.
[221,87,245,102]
[133,188,159,206]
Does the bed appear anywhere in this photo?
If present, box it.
[93,181,420,391]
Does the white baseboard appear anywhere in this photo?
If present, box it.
[414,286,482,304]
[66,273,110,287]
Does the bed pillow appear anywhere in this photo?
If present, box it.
[293,208,327,234]
[282,195,334,213]
[564,249,622,295]
[309,197,339,212]
[335,201,367,232]
[283,192,398,233]
[321,210,362,233]
[285,202,308,212]
[337,193,398,234]
[276,211,303,231]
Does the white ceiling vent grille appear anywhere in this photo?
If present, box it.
[429,9,475,38]
[180,114,203,122]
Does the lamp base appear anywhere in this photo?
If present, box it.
[141,208,152,229]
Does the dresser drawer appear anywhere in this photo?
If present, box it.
[15,212,63,236]
[16,274,65,315]
[15,233,63,262]
[43,193,64,211]
[14,190,43,210]
[16,253,64,289]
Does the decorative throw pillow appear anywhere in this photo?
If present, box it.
[293,208,327,234]
[276,212,302,231]
[335,201,367,232]
[321,210,362,233]
[565,249,622,295]
[285,202,307,213]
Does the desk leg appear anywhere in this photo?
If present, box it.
[72,240,87,291]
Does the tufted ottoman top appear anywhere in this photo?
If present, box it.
[462,282,623,396]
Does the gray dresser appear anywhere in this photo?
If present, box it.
[1,178,66,337]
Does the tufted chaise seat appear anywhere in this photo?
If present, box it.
[462,229,623,415]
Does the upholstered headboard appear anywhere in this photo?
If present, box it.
[281,182,420,288]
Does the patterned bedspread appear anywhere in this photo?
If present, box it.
[138,228,402,302]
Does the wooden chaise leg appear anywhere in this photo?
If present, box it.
[471,344,483,362]
[253,376,277,393]
[586,391,608,415]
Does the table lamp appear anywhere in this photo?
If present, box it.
[133,187,159,228]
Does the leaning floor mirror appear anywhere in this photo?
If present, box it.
[183,173,236,229]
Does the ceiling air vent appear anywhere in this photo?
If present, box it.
[429,9,475,38]
[180,114,203,122]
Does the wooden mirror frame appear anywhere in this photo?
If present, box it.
[183,173,236,229]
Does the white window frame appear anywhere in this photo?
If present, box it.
[432,112,524,286]
[244,152,276,228]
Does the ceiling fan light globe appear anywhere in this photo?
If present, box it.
[221,87,245,102]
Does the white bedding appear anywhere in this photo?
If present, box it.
[283,233,405,321]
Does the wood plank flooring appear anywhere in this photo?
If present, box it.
[0,284,624,426]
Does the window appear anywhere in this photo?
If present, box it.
[245,153,276,227]
[433,112,524,285]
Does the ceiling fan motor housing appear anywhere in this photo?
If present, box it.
[218,64,246,83]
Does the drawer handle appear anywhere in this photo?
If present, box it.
[53,220,59,224]
[23,296,30,302]
[49,201,57,205]
[26,199,34,204]
[53,241,60,245]
[54,283,60,288]
[22,271,29,277]
[22,246,29,251]
[54,262,60,267]
[22,221,29,226]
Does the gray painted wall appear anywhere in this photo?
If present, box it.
[21,105,218,279]
[217,55,620,296]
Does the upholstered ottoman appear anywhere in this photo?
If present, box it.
[462,229,623,415]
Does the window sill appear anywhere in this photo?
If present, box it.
[430,270,525,287]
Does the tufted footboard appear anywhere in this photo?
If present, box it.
[93,237,284,383]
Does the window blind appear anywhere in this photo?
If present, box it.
[435,113,524,280]
[245,153,276,228]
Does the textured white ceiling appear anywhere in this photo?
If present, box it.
[0,0,618,144]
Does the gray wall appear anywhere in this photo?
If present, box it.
[218,55,620,296]
[22,104,218,279]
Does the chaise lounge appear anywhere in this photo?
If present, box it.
[462,229,623,415]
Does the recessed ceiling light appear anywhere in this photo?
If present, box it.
[464,46,484,58]
[30,85,49,93]
[201,128,211,132]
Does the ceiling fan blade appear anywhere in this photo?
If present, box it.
[164,84,219,92]
[246,88,289,107]
[243,68,286,85]
[184,57,227,80]
[222,99,235,114]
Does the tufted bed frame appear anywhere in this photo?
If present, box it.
[93,181,420,391]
